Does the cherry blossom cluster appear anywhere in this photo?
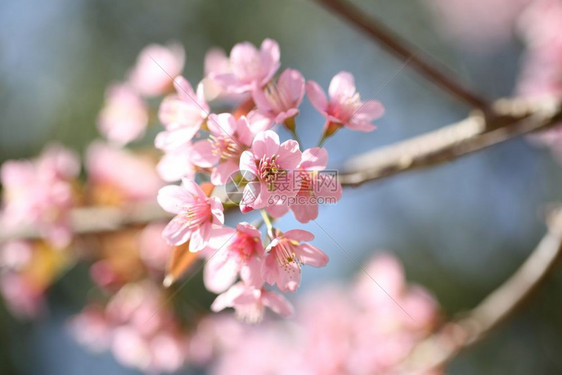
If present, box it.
[194,253,441,375]
[155,38,384,321]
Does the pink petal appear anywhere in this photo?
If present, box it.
[207,113,236,136]
[204,249,239,293]
[306,81,329,114]
[277,140,301,170]
[328,71,356,99]
[189,222,212,252]
[346,121,376,132]
[211,160,239,185]
[239,151,258,176]
[191,140,219,168]
[162,216,192,245]
[181,178,207,200]
[300,147,328,170]
[252,130,279,159]
[157,185,192,214]
[210,197,225,224]
[278,69,305,104]
[283,229,314,242]
[354,100,385,122]
[297,243,328,267]
[290,200,319,223]
[240,256,264,289]
[266,204,290,218]
[262,290,294,317]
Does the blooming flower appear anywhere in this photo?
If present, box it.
[97,83,149,146]
[191,113,255,185]
[211,282,294,323]
[252,68,305,126]
[128,42,185,97]
[306,71,384,135]
[157,178,224,251]
[238,130,302,212]
[156,142,197,182]
[262,229,328,292]
[203,222,264,293]
[267,147,342,223]
[156,76,209,151]
[210,39,280,94]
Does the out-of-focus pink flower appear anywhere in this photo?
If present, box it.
[191,113,254,185]
[0,273,45,319]
[262,229,328,292]
[267,147,342,223]
[211,282,293,323]
[157,178,224,250]
[203,222,264,293]
[209,252,441,375]
[238,130,302,212]
[72,283,190,374]
[156,142,197,182]
[307,72,384,135]
[203,48,248,102]
[68,306,112,352]
[1,144,79,247]
[0,241,33,271]
[426,0,531,47]
[518,0,562,48]
[86,142,163,204]
[210,39,280,94]
[252,68,305,125]
[156,76,210,151]
[97,83,149,146]
[128,43,185,97]
[139,223,172,272]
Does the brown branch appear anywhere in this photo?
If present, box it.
[401,207,562,372]
[313,0,489,109]
[339,97,562,186]
[0,98,560,243]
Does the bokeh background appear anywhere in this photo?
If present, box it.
[1,0,562,373]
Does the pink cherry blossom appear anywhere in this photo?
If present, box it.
[267,147,342,223]
[139,223,172,272]
[203,222,264,293]
[1,144,79,247]
[191,113,255,185]
[211,282,293,323]
[97,83,149,146]
[156,76,209,151]
[157,178,224,251]
[203,48,248,102]
[156,142,197,182]
[68,306,112,352]
[426,0,530,47]
[128,42,185,97]
[0,272,45,319]
[86,142,163,203]
[238,130,302,212]
[262,229,328,292]
[252,68,305,125]
[306,71,384,135]
[210,39,280,94]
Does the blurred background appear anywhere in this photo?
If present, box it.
[1,0,562,373]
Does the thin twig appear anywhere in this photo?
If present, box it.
[313,0,489,109]
[401,207,562,372]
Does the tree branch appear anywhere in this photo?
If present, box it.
[339,97,562,186]
[313,0,489,109]
[401,207,562,372]
[1,98,560,243]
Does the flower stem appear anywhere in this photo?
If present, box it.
[260,209,275,238]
